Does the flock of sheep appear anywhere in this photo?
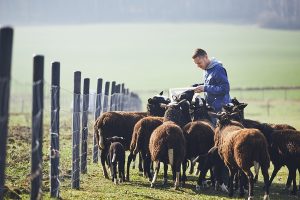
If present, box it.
[93,90,300,200]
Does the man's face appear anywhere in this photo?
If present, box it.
[193,56,208,70]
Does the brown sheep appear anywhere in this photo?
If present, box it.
[268,129,300,195]
[215,113,270,199]
[182,120,215,185]
[94,93,170,179]
[149,121,186,189]
[149,100,189,189]
[126,116,164,181]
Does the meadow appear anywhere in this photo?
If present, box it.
[3,23,300,199]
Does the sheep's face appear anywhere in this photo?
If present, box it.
[147,94,170,117]
[230,97,248,119]
[173,89,195,103]
[163,100,190,127]
[215,112,231,128]
[164,104,182,125]
[193,98,214,122]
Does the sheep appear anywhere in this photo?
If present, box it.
[185,97,218,177]
[193,146,228,193]
[94,93,170,179]
[181,101,215,185]
[106,137,126,184]
[215,112,270,200]
[226,98,298,184]
[149,100,189,189]
[268,129,300,195]
[127,116,164,181]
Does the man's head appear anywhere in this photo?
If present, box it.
[192,48,210,70]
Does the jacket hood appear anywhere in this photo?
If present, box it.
[206,58,222,70]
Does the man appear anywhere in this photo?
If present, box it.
[192,48,231,113]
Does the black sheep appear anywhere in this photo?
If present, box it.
[107,138,126,184]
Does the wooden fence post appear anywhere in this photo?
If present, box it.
[50,61,60,197]
[81,78,90,172]
[103,82,110,112]
[120,84,125,111]
[115,84,121,111]
[93,78,102,163]
[72,71,81,189]
[110,81,116,111]
[31,55,44,200]
[0,27,13,199]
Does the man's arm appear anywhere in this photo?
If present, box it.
[204,68,230,95]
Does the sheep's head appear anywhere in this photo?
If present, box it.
[193,98,215,122]
[173,89,195,104]
[230,97,248,119]
[162,99,191,127]
[222,101,246,122]
[215,111,243,129]
[147,91,171,117]
[105,136,126,148]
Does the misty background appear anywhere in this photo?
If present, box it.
[1,0,300,29]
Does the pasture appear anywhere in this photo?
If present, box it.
[3,23,300,199]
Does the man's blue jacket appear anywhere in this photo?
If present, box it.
[203,58,231,112]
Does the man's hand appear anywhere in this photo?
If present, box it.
[194,85,204,93]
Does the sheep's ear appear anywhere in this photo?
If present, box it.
[238,103,248,110]
[159,91,163,96]
[148,98,153,104]
[231,97,240,105]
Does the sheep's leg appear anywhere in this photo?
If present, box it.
[261,166,270,200]
[132,153,137,169]
[163,163,168,186]
[285,169,292,190]
[298,168,300,191]
[238,171,246,197]
[210,168,215,188]
[181,159,188,185]
[244,170,254,200]
[119,159,125,183]
[253,161,260,183]
[125,152,135,181]
[196,161,210,191]
[228,169,236,197]
[289,167,297,195]
[234,172,239,191]
[138,152,143,173]
[112,162,117,184]
[268,164,281,187]
[100,150,109,179]
[150,161,160,188]
[174,163,181,189]
[145,155,153,181]
[189,159,195,175]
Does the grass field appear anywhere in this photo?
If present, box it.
[4,114,300,200]
[4,23,300,199]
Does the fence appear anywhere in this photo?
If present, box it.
[0,26,142,199]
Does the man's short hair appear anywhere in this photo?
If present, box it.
[192,48,207,59]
